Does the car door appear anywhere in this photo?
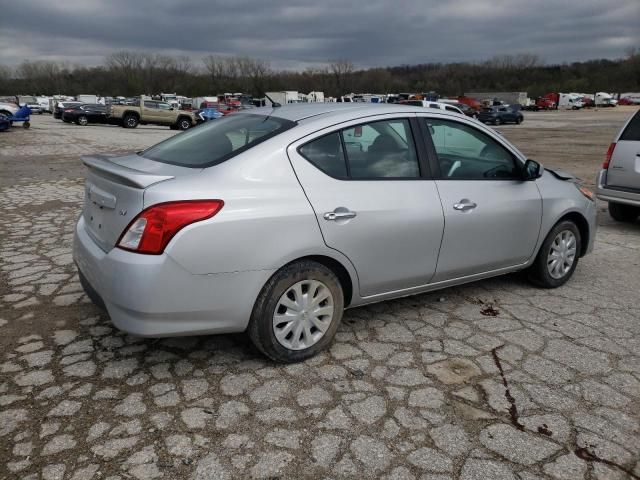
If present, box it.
[420,115,542,282]
[287,115,445,297]
[156,102,175,124]
[142,101,161,122]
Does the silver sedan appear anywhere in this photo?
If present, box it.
[73,104,596,362]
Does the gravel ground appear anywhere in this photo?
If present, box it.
[1,110,639,480]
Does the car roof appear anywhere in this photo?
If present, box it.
[243,103,457,122]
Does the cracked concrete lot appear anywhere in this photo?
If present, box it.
[1,110,639,479]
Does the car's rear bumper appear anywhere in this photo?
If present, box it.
[595,169,640,207]
[73,216,273,337]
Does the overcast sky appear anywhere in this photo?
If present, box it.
[1,0,638,69]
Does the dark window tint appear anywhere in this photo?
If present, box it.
[425,118,519,179]
[620,110,640,141]
[342,119,420,178]
[445,106,459,112]
[143,101,157,108]
[299,133,348,178]
[141,114,296,168]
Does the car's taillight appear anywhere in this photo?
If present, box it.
[603,142,616,169]
[117,200,224,255]
[64,109,74,113]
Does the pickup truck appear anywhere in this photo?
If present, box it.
[107,99,198,130]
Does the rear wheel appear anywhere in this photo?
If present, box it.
[76,115,88,126]
[527,220,581,288]
[248,260,344,363]
[494,117,501,125]
[515,116,522,124]
[608,202,640,222]
[23,121,30,129]
[123,114,139,128]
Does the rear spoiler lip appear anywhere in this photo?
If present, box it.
[81,155,174,189]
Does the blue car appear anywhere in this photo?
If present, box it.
[197,108,224,122]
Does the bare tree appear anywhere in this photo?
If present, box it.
[329,59,354,95]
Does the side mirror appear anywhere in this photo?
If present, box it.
[522,159,543,180]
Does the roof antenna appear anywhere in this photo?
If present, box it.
[263,91,281,108]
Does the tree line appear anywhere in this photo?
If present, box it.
[1,49,638,99]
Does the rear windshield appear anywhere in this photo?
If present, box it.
[620,110,640,141]
[141,113,296,167]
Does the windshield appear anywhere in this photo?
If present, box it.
[141,113,296,168]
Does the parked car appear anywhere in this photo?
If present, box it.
[62,104,108,125]
[74,104,596,362]
[0,101,19,119]
[402,100,464,115]
[54,101,83,119]
[196,108,224,122]
[478,106,523,125]
[107,98,197,129]
[596,108,640,222]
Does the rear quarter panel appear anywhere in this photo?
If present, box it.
[143,137,355,278]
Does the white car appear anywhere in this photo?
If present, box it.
[402,100,464,115]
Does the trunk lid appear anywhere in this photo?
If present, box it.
[81,154,194,252]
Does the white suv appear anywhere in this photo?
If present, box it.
[596,109,640,222]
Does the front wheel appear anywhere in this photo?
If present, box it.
[23,121,30,129]
[76,115,88,126]
[494,117,501,125]
[527,220,581,288]
[515,117,522,124]
[608,202,640,222]
[248,260,344,363]
[177,117,192,130]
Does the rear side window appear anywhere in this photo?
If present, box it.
[620,111,640,141]
[141,114,296,167]
[299,133,348,178]
[299,119,420,179]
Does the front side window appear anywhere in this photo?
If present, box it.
[300,119,420,179]
[142,114,296,167]
[425,118,519,179]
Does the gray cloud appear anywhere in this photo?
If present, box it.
[0,0,638,69]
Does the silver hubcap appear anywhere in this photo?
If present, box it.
[273,280,334,350]
[547,230,576,279]
[79,117,87,125]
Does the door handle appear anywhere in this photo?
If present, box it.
[324,210,357,221]
[453,200,477,211]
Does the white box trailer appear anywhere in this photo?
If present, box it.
[308,91,325,102]
[76,94,105,104]
[265,91,299,106]
[558,93,584,109]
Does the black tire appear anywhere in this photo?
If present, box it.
[23,121,30,129]
[527,220,581,288]
[494,117,501,125]
[76,115,88,126]
[608,202,640,222]
[123,114,139,129]
[248,260,344,363]
[516,117,522,124]
[177,117,192,130]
